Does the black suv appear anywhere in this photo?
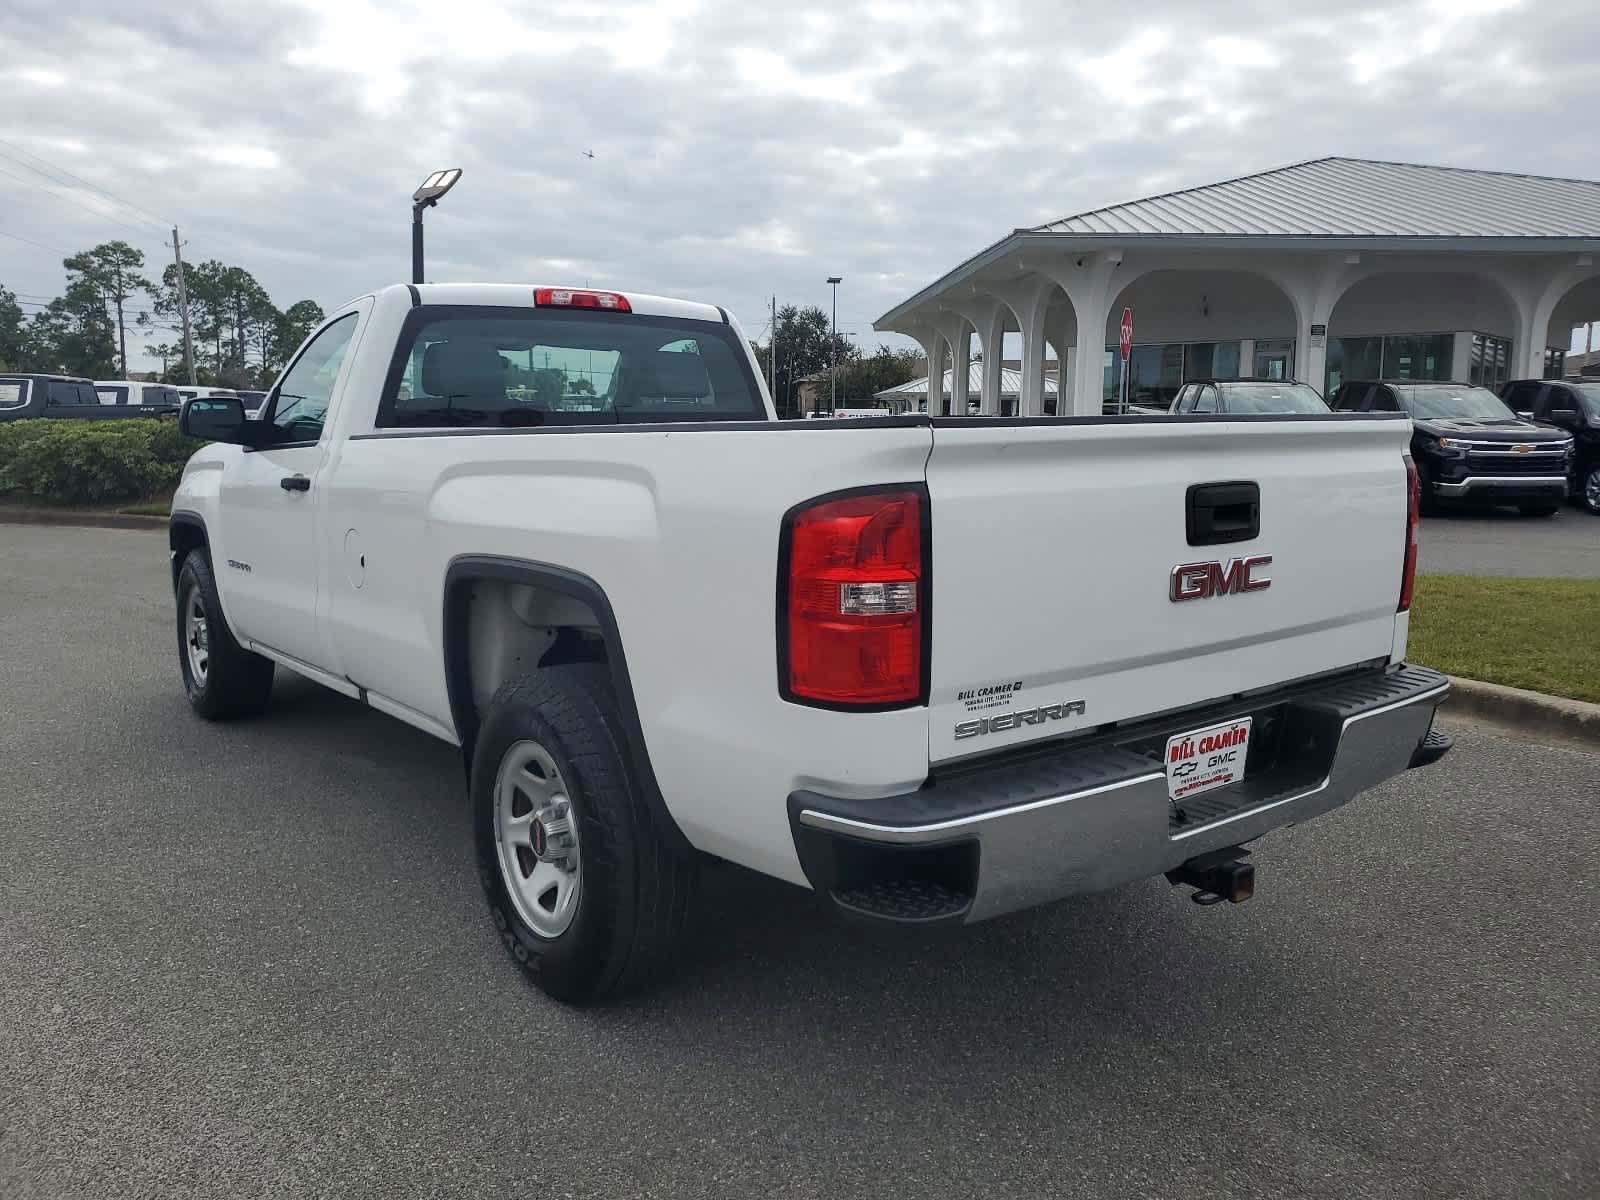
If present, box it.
[1499,378,1600,515]
[0,373,178,423]
[1170,378,1330,414]
[1329,380,1572,517]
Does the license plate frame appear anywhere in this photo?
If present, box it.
[1165,716,1252,804]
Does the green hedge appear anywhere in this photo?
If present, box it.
[0,419,200,504]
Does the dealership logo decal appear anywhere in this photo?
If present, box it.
[1170,555,1272,603]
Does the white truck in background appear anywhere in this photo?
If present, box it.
[168,282,1452,1004]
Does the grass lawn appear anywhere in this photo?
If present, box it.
[1408,574,1600,703]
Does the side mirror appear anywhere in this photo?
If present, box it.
[1549,408,1580,427]
[180,395,249,443]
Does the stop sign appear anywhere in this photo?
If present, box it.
[1119,307,1134,361]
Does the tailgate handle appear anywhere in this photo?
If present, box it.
[1187,481,1259,546]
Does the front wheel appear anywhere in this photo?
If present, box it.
[472,664,697,1004]
[176,550,274,719]
[1582,467,1600,515]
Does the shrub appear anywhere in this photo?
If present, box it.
[0,419,200,504]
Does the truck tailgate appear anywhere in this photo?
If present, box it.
[923,417,1413,763]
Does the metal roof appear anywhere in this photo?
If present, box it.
[1030,157,1600,239]
[874,364,1056,399]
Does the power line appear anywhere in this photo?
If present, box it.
[0,138,171,231]
[0,229,69,254]
[0,162,161,241]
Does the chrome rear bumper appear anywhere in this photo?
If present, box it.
[791,665,1449,924]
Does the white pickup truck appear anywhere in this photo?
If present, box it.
[170,283,1452,1003]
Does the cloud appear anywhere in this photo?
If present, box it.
[0,0,1592,367]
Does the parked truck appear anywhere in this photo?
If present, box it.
[168,283,1452,1003]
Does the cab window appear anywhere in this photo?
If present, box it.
[377,307,765,429]
[265,314,359,443]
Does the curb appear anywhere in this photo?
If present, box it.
[1443,676,1600,747]
[0,507,167,531]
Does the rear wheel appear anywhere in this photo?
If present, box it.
[175,550,274,719]
[472,664,696,1004]
[1519,503,1559,518]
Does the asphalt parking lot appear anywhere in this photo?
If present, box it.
[1420,507,1600,577]
[2,522,1597,1199]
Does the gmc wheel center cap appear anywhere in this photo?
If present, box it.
[530,817,548,858]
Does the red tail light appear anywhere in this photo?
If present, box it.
[534,288,631,312]
[780,487,928,708]
[1399,455,1419,612]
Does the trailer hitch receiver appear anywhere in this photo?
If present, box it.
[1166,847,1254,905]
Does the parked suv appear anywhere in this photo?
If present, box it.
[1329,380,1572,516]
[0,373,175,422]
[95,380,183,409]
[1171,379,1329,414]
[1500,378,1600,515]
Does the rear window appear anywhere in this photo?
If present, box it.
[1218,382,1328,414]
[376,307,764,429]
[47,381,99,406]
[1397,385,1513,420]
[143,386,180,406]
[98,385,130,405]
[0,378,28,409]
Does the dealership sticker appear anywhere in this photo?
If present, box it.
[1165,717,1252,803]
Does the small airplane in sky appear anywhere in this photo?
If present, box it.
[582,149,595,160]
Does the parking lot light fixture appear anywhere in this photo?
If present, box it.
[412,168,463,285]
[827,276,843,411]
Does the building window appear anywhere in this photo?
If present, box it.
[1252,339,1295,380]
[1327,332,1455,396]
[1385,332,1454,381]
[1468,333,1511,391]
[1325,336,1382,395]
[1101,340,1246,406]
[1544,347,1566,379]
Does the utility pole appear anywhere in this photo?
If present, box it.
[169,227,197,386]
[769,295,777,409]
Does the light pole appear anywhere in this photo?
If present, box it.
[412,168,463,284]
[826,275,842,411]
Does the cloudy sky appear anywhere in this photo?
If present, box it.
[3,0,1596,369]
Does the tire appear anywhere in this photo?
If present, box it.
[1582,467,1600,516]
[1518,504,1559,518]
[175,549,275,719]
[472,663,696,1004]
[1418,482,1442,518]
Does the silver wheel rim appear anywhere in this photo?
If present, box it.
[493,740,582,939]
[1587,468,1600,511]
[184,591,209,684]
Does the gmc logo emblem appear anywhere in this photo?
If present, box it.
[1170,555,1273,602]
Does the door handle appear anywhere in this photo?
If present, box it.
[1186,480,1259,546]
[280,475,310,493]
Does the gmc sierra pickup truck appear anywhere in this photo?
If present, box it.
[169,283,1452,1003]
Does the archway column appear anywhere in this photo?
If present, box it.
[987,276,1060,416]
[977,303,1006,415]
[1039,254,1121,416]
[936,316,972,416]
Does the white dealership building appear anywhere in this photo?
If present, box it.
[873,157,1600,415]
